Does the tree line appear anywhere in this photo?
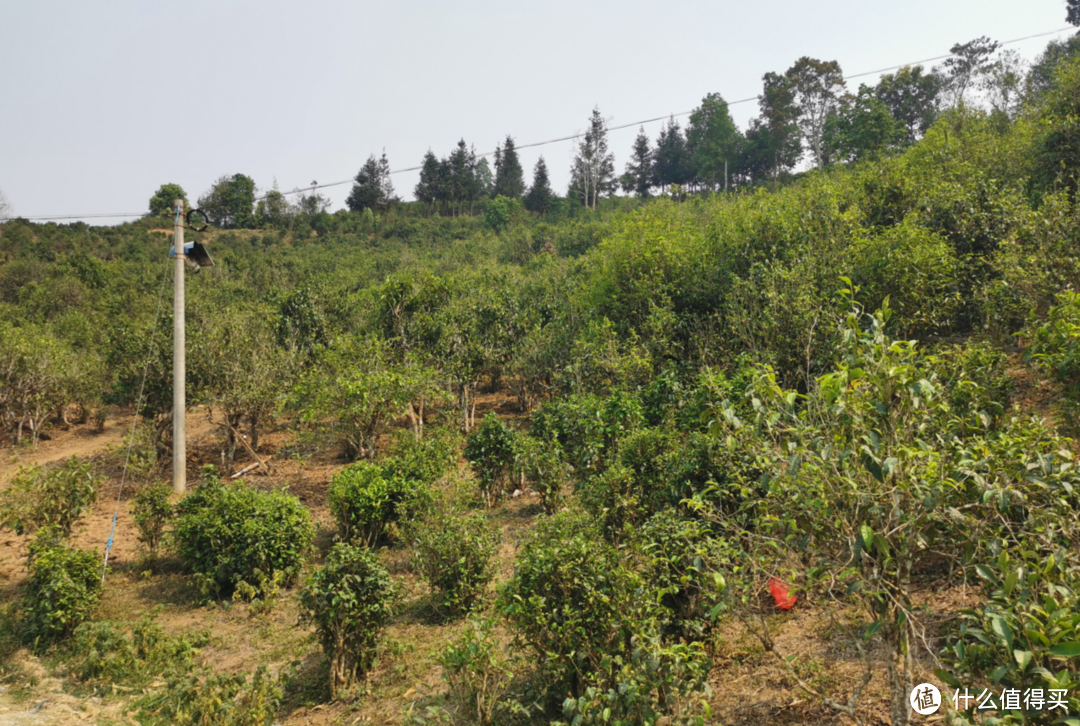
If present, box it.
[139,31,1080,232]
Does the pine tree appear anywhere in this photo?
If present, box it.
[415,150,441,205]
[493,135,526,198]
[444,140,481,215]
[475,157,494,198]
[525,157,553,215]
[620,127,653,198]
[346,152,398,212]
[569,107,616,209]
[652,117,692,190]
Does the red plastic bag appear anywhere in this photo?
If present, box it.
[768,578,798,610]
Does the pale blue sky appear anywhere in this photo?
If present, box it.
[0,0,1073,221]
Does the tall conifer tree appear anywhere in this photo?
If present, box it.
[415,150,441,204]
[620,127,653,198]
[652,117,691,189]
[569,107,616,209]
[525,157,553,215]
[493,136,526,198]
[347,152,398,212]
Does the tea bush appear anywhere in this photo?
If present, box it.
[637,510,730,642]
[412,511,500,617]
[516,435,569,514]
[22,535,103,647]
[299,542,395,698]
[499,510,634,698]
[940,550,1080,723]
[1029,291,1080,422]
[67,611,209,692]
[556,633,712,726]
[135,665,282,726]
[171,470,314,600]
[381,426,461,486]
[0,458,99,536]
[437,617,516,725]
[464,414,519,506]
[328,461,429,546]
[936,341,1013,429]
[132,481,173,561]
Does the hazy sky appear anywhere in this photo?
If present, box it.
[0,0,1074,222]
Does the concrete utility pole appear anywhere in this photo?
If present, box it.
[173,200,186,495]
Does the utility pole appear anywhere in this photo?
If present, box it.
[173,200,186,495]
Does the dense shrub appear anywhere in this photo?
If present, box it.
[68,611,208,691]
[1029,290,1080,404]
[637,510,731,642]
[171,470,314,600]
[0,458,99,536]
[22,534,103,647]
[579,426,679,541]
[437,617,516,726]
[464,414,519,506]
[555,633,712,726]
[935,341,1013,429]
[328,461,429,546]
[381,427,461,486]
[412,511,500,616]
[940,550,1080,722]
[132,481,173,561]
[517,435,569,514]
[499,510,634,697]
[849,221,963,336]
[135,666,282,726]
[530,390,646,476]
[299,542,395,698]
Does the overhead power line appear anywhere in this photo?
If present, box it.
[15,25,1077,220]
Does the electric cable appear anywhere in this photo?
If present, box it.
[101,254,172,582]
[14,24,1077,218]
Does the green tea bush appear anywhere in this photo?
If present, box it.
[412,511,500,617]
[556,633,712,726]
[637,510,730,642]
[135,665,282,726]
[381,427,461,486]
[516,435,569,514]
[935,341,1012,429]
[171,470,314,600]
[464,414,519,506]
[850,221,963,337]
[22,535,103,647]
[579,427,679,541]
[940,550,1080,722]
[437,617,515,725]
[666,431,766,518]
[499,510,634,697]
[1029,291,1080,402]
[67,611,208,691]
[530,390,645,476]
[0,457,99,536]
[328,461,429,546]
[132,481,173,561]
[299,542,395,698]
[578,464,640,543]
[530,394,605,474]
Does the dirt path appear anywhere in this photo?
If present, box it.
[0,419,128,490]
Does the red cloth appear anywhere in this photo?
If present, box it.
[768,578,798,610]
